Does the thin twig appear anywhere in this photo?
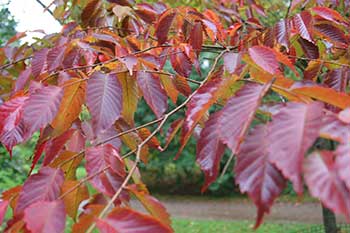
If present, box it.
[0,56,33,70]
[40,45,171,83]
[34,0,63,25]
[220,151,235,179]
[59,166,110,199]
[285,0,293,19]
[56,118,163,168]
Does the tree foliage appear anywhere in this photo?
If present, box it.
[1,0,350,231]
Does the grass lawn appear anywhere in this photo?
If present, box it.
[172,219,317,233]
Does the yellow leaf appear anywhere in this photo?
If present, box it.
[51,78,86,137]
[61,180,89,219]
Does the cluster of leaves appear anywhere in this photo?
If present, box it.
[1,0,350,232]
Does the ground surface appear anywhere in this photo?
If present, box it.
[132,196,347,224]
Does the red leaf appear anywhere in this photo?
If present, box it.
[16,167,64,213]
[311,7,349,26]
[298,37,319,59]
[24,200,66,233]
[269,102,324,194]
[136,71,167,118]
[248,46,279,75]
[189,21,203,54]
[304,151,350,220]
[86,71,122,134]
[335,143,350,190]
[81,0,101,26]
[223,52,241,74]
[120,55,137,76]
[29,140,47,174]
[325,67,350,93]
[47,45,66,72]
[14,68,32,93]
[135,6,157,24]
[177,78,222,159]
[320,114,350,143]
[274,19,289,49]
[293,11,313,43]
[235,125,286,228]
[43,129,75,166]
[31,48,48,78]
[128,184,171,225]
[0,200,9,224]
[0,95,28,155]
[85,144,128,199]
[196,112,226,192]
[313,23,347,46]
[219,82,272,153]
[155,10,176,45]
[96,207,173,233]
[23,85,63,137]
[170,48,192,78]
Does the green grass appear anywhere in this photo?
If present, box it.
[172,219,315,233]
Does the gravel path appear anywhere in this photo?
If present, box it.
[131,197,347,224]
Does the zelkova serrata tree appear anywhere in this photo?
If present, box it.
[1,0,350,232]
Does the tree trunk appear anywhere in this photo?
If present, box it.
[322,204,337,233]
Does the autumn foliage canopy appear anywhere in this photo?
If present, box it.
[1,0,350,232]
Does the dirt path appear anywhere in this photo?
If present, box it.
[131,197,347,224]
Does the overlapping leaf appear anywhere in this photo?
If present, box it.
[219,82,272,153]
[24,200,66,233]
[248,46,279,74]
[269,102,324,194]
[118,72,139,126]
[189,21,203,53]
[170,48,192,78]
[86,72,123,134]
[292,85,350,109]
[235,125,286,228]
[137,71,167,118]
[96,207,173,233]
[293,11,313,43]
[61,180,89,219]
[155,9,176,44]
[311,7,349,26]
[0,95,28,154]
[304,151,350,220]
[128,184,171,225]
[16,167,64,213]
[85,144,127,199]
[51,78,86,136]
[23,84,63,137]
[177,78,223,159]
[223,52,241,74]
[335,143,350,191]
[196,112,226,192]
